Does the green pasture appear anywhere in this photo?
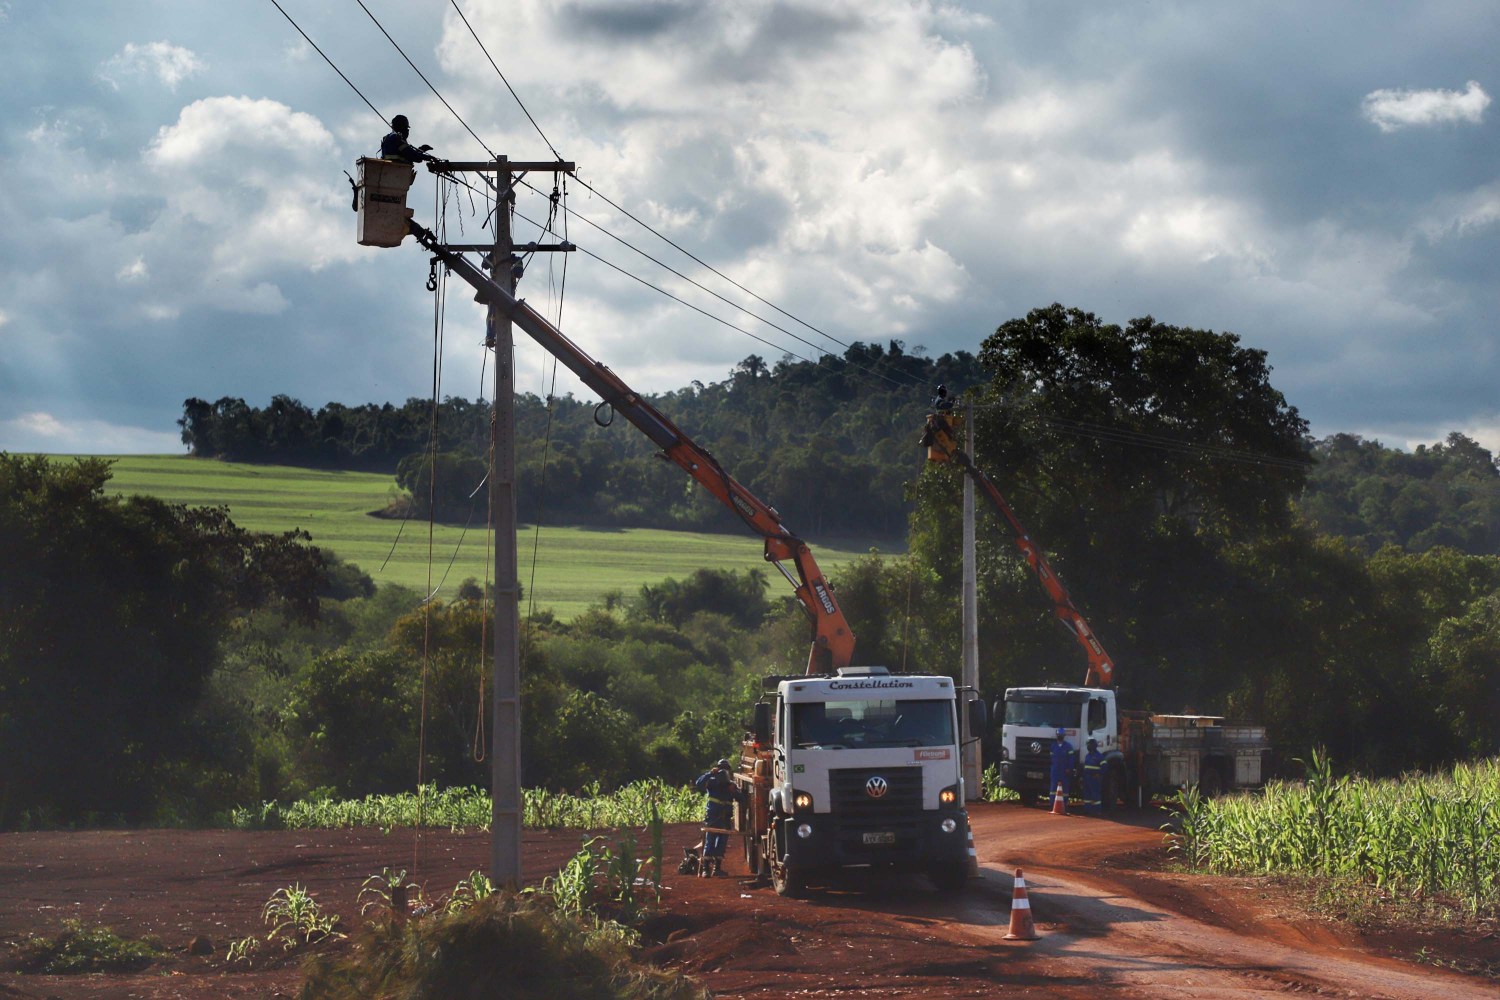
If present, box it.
[86,454,897,619]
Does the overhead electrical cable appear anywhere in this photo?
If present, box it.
[447,0,562,159]
[352,0,497,157]
[266,0,386,125]
[515,177,921,392]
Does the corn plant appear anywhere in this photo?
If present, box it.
[357,867,421,918]
[225,935,261,965]
[262,884,344,950]
[230,779,702,832]
[444,871,495,915]
[1169,754,1500,917]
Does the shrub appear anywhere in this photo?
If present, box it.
[299,891,706,1000]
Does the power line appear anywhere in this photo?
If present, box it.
[266,0,386,125]
[352,0,496,157]
[515,177,923,393]
[567,173,865,363]
[447,0,561,159]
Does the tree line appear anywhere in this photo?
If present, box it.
[179,342,986,537]
[7,303,1498,827]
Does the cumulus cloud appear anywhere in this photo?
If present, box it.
[144,97,358,286]
[98,41,204,91]
[1362,80,1490,132]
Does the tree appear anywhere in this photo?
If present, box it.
[0,455,327,825]
[910,305,1311,714]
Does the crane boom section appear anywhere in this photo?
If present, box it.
[924,414,1116,687]
[410,222,854,674]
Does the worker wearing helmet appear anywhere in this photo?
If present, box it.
[381,114,437,163]
[1048,727,1074,805]
[693,757,738,876]
[1081,738,1105,816]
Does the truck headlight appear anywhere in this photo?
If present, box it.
[793,790,814,811]
[1000,745,1010,761]
[940,818,958,833]
[939,784,959,806]
[796,822,813,839]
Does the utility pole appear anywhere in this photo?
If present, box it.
[488,156,523,889]
[426,156,573,890]
[962,401,981,801]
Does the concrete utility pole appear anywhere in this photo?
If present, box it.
[962,401,982,801]
[427,156,574,890]
[488,155,523,889]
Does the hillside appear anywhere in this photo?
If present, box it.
[93,454,898,618]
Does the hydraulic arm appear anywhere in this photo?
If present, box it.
[923,412,1116,687]
[409,221,855,674]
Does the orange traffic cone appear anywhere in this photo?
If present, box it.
[1051,783,1068,815]
[965,821,979,876]
[1003,868,1039,940]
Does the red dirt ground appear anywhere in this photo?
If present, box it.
[2,802,1496,998]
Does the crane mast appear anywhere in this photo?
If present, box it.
[923,411,1116,687]
[408,221,855,674]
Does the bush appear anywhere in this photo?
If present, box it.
[300,891,706,1000]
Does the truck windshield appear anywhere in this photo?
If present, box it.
[791,699,954,748]
[1004,700,1079,729]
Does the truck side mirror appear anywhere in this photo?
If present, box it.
[752,702,771,745]
[968,698,989,735]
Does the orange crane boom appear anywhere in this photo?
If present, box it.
[923,412,1116,687]
[409,221,855,674]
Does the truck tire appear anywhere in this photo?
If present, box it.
[1100,767,1123,814]
[1017,791,1038,809]
[771,859,805,898]
[928,863,968,894]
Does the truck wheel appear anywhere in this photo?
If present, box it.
[928,863,968,893]
[1100,767,1122,814]
[1017,791,1038,809]
[771,860,805,898]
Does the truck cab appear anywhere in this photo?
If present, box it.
[998,685,1121,807]
[999,685,1270,806]
[737,666,981,897]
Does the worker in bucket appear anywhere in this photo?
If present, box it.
[1081,738,1105,815]
[1049,727,1074,804]
[381,114,437,163]
[693,758,737,877]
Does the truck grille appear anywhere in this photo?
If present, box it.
[827,767,924,856]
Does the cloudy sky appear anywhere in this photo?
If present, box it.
[1,1,1496,455]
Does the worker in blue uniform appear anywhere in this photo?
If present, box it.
[381,114,437,163]
[1049,727,1074,803]
[693,758,737,876]
[1081,738,1105,816]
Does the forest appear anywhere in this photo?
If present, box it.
[4,304,1499,828]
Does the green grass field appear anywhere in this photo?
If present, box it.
[84,454,899,619]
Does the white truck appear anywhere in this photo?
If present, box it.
[385,195,982,894]
[735,666,986,897]
[999,685,1270,808]
[922,412,1270,808]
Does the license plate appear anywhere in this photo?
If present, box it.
[862,831,896,845]
[1026,770,1043,780]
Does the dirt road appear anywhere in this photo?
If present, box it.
[1,802,1494,998]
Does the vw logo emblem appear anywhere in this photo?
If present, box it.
[865,776,888,798]
[1030,741,1042,755]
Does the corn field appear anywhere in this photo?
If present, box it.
[1172,751,1500,915]
[227,781,702,832]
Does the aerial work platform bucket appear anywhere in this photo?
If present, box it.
[355,157,416,248]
